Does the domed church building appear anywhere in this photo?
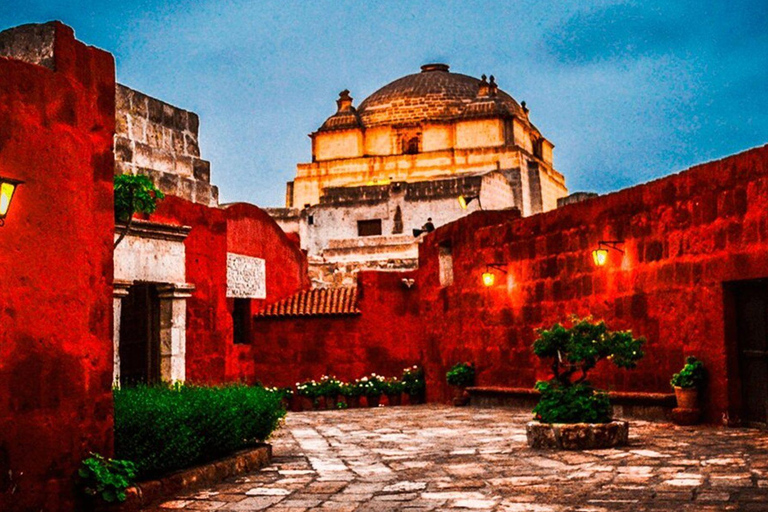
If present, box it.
[271,64,569,286]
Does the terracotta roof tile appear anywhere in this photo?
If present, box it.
[255,287,360,318]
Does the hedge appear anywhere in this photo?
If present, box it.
[114,384,285,477]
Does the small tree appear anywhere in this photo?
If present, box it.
[532,317,645,423]
[114,174,164,248]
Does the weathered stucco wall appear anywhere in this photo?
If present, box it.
[0,22,116,511]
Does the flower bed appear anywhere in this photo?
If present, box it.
[113,384,284,478]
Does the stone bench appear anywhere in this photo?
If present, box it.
[466,386,676,422]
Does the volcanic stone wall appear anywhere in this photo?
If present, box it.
[115,84,218,206]
[417,144,768,423]
[0,22,116,511]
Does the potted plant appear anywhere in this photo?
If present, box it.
[319,375,342,410]
[670,357,706,409]
[358,374,385,407]
[446,362,475,406]
[402,365,426,404]
[384,377,405,406]
[527,317,645,449]
[296,380,323,410]
[340,381,362,408]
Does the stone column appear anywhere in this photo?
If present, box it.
[112,280,132,388]
[157,283,195,383]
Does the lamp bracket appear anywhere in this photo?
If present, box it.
[486,262,508,274]
[597,240,624,254]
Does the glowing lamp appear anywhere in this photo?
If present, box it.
[481,263,508,287]
[0,176,23,226]
[458,195,480,210]
[592,248,608,266]
[592,241,624,266]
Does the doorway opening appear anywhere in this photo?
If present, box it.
[119,282,161,386]
[727,279,768,428]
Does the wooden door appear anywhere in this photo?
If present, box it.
[119,283,161,386]
[735,280,768,427]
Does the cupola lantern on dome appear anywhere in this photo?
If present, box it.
[336,89,354,113]
[420,63,450,73]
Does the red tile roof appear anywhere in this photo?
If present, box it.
[255,287,360,318]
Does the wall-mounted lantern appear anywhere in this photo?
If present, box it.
[482,263,507,287]
[458,194,481,210]
[0,176,23,227]
[592,240,624,266]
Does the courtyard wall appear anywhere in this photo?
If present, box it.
[417,144,768,423]
[0,23,116,511]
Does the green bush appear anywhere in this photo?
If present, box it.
[402,365,426,396]
[78,453,137,503]
[531,317,645,424]
[296,379,323,399]
[319,375,343,397]
[670,357,706,389]
[356,374,386,397]
[446,362,475,387]
[383,377,405,395]
[339,381,363,397]
[533,381,611,424]
[114,384,284,477]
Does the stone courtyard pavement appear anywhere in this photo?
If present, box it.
[147,405,768,512]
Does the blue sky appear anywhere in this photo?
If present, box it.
[1,1,766,206]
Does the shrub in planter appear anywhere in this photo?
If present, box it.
[357,374,386,407]
[114,384,284,477]
[78,453,137,504]
[670,357,706,410]
[528,317,645,449]
[533,381,611,424]
[402,365,426,404]
[340,381,363,408]
[296,379,324,409]
[446,362,475,406]
[383,377,405,406]
[319,375,343,409]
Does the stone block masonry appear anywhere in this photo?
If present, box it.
[115,84,218,206]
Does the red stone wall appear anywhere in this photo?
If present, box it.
[250,271,421,386]
[0,23,116,511]
[223,202,310,382]
[417,145,768,423]
[149,198,310,385]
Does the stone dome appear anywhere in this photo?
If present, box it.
[351,64,526,128]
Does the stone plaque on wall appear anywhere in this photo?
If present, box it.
[227,253,266,299]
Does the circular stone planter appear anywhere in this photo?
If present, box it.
[526,420,629,450]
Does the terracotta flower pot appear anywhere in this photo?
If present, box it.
[325,394,339,409]
[452,386,470,406]
[408,392,425,405]
[387,393,402,406]
[366,395,381,407]
[300,396,314,411]
[674,386,699,409]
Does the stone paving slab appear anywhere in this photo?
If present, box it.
[144,405,768,511]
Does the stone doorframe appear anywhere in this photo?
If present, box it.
[113,280,195,386]
[112,219,194,387]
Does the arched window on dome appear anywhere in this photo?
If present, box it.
[403,136,420,155]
